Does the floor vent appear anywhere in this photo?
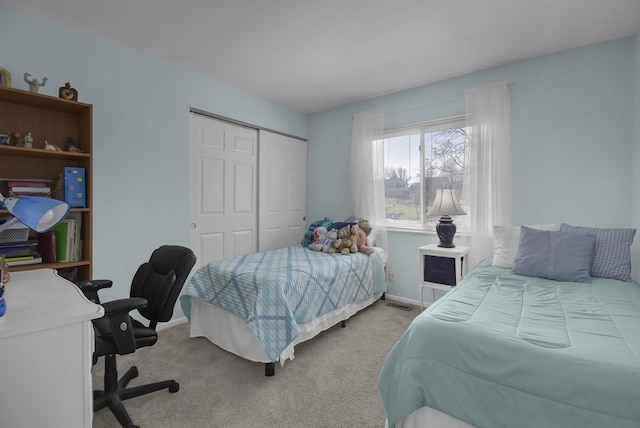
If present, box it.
[386,302,414,311]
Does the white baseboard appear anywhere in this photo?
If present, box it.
[157,316,188,331]
[384,293,420,308]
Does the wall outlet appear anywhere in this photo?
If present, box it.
[388,270,395,281]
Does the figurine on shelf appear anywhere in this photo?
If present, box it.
[11,132,24,147]
[59,82,78,101]
[65,137,81,152]
[0,133,9,145]
[24,132,33,148]
[24,72,47,93]
[44,140,62,151]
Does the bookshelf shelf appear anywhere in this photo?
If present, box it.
[0,86,92,280]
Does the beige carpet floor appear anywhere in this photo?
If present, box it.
[92,299,420,428]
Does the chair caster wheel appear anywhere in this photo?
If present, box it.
[169,382,179,393]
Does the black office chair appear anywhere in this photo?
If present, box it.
[78,245,196,428]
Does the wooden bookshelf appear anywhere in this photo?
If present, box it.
[0,86,92,280]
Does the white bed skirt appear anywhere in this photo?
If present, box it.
[387,406,474,428]
[189,293,382,366]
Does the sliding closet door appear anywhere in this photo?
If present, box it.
[258,130,307,252]
[189,113,257,266]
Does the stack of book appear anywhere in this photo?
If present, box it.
[0,239,42,266]
[52,212,82,262]
[1,178,52,197]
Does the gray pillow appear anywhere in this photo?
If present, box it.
[512,226,596,283]
[559,224,636,281]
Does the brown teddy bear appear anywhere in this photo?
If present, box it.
[334,225,355,255]
[352,219,375,255]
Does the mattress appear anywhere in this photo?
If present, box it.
[180,245,386,362]
[379,258,640,428]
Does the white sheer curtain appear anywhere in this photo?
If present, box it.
[348,109,389,253]
[461,82,512,269]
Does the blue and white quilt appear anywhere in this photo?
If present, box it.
[180,245,386,361]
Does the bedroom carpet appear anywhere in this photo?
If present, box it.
[91,298,420,428]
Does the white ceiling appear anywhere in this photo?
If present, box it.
[6,0,640,114]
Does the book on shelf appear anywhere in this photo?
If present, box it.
[38,231,57,263]
[0,239,39,258]
[52,213,82,262]
[6,255,42,267]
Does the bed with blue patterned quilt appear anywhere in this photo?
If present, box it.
[379,258,640,428]
[180,245,386,370]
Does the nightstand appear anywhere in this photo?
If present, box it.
[418,244,470,308]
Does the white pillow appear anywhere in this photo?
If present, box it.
[492,224,557,268]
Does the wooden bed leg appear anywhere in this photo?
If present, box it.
[341,320,346,328]
[265,362,275,377]
[381,292,386,300]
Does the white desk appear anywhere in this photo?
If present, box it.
[0,269,103,428]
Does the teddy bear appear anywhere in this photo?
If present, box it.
[309,226,338,253]
[301,217,334,247]
[308,226,329,252]
[322,228,338,253]
[352,219,375,255]
[333,225,354,255]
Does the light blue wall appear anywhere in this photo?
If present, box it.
[309,37,637,302]
[0,6,309,313]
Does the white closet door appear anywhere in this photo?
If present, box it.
[189,113,257,267]
[258,130,307,252]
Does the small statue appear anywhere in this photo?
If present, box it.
[65,137,81,152]
[44,140,62,151]
[24,132,33,148]
[24,72,47,93]
[0,133,9,145]
[11,132,24,147]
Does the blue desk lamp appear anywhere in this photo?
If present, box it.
[0,194,70,318]
[0,194,70,233]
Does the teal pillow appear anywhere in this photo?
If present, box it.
[512,227,596,283]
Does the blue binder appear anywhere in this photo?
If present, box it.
[63,167,86,207]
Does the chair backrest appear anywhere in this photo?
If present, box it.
[130,245,196,327]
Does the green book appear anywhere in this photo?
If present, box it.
[52,219,75,262]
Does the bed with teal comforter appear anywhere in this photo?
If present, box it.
[379,258,640,428]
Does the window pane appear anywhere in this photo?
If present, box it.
[384,132,421,225]
[424,127,465,216]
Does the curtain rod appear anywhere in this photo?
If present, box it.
[382,81,515,114]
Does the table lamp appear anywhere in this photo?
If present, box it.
[426,188,467,248]
[0,194,70,233]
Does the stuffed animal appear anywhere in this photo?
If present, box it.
[301,217,334,247]
[308,226,328,252]
[352,219,375,255]
[333,225,354,255]
[322,228,338,253]
[347,224,362,253]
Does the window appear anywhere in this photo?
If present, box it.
[383,115,466,228]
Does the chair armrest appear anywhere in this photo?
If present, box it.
[74,279,113,304]
[98,297,147,355]
[101,297,147,316]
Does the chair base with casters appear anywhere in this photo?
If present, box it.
[77,245,196,428]
[94,353,179,428]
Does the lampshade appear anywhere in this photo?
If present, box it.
[426,188,466,248]
[426,188,467,217]
[0,196,70,233]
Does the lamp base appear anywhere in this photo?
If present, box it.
[436,215,457,248]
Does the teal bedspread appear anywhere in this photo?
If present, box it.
[379,259,640,428]
[180,246,386,361]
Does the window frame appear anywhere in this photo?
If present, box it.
[382,115,467,231]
